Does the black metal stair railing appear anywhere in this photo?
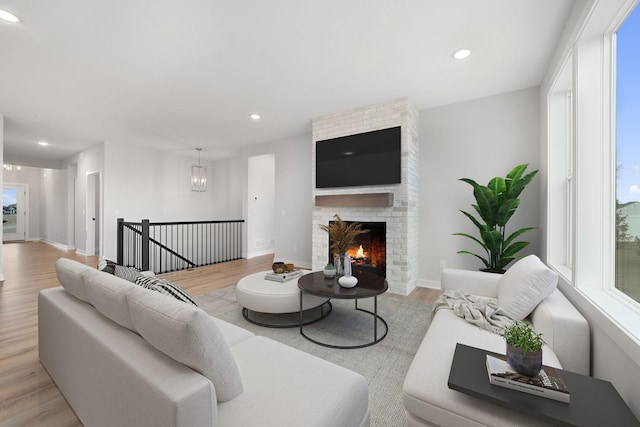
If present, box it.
[116,218,244,274]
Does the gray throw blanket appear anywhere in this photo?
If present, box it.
[434,290,514,334]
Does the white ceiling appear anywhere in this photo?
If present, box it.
[0,0,576,165]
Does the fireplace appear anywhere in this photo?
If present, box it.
[328,221,386,277]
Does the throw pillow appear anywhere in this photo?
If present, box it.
[497,255,558,320]
[98,259,142,283]
[97,259,117,275]
[127,290,243,401]
[114,264,142,283]
[134,275,198,306]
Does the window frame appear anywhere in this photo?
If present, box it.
[546,0,640,344]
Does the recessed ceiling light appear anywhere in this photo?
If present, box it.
[250,114,261,120]
[0,8,20,23]
[453,49,472,60]
[38,141,49,146]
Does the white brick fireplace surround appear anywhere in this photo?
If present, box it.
[311,98,419,295]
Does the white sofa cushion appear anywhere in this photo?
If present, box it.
[220,336,369,427]
[82,268,136,330]
[127,287,244,401]
[55,258,92,303]
[497,255,558,320]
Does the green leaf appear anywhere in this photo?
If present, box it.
[453,232,488,252]
[507,170,538,200]
[503,227,536,248]
[460,177,480,188]
[496,198,520,227]
[456,250,490,268]
[474,185,499,226]
[502,241,530,258]
[480,229,503,253]
[459,210,485,231]
[487,177,506,196]
[506,164,527,187]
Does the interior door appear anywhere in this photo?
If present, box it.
[3,185,26,241]
[86,172,101,256]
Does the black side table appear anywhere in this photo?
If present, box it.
[448,343,639,426]
[297,271,388,349]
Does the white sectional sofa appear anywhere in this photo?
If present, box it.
[39,258,369,427]
[403,260,590,426]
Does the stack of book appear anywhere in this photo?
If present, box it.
[264,269,303,283]
[486,354,570,403]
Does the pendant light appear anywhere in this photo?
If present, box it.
[191,148,207,192]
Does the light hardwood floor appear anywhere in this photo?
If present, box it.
[0,241,440,426]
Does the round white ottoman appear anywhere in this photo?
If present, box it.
[236,271,331,327]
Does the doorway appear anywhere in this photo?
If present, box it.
[86,171,101,256]
[3,184,27,242]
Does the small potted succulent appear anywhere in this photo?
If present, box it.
[502,321,544,377]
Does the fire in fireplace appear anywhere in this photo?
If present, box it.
[328,221,386,277]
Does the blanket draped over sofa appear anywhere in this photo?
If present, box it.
[434,289,514,334]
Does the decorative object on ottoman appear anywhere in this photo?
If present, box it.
[338,275,358,288]
[272,262,286,274]
[319,214,369,276]
[454,163,538,273]
[323,263,336,278]
[502,321,544,377]
[285,263,294,272]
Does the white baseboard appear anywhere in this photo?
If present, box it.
[41,239,76,252]
[246,249,275,259]
[417,278,441,290]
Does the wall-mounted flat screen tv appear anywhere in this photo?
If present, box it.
[315,126,401,189]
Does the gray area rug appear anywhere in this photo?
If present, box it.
[195,286,433,427]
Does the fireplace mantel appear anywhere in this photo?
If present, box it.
[314,193,394,208]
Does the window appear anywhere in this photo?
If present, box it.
[615,4,640,304]
[546,0,640,345]
[547,57,574,280]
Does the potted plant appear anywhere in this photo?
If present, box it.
[502,321,544,377]
[454,163,538,273]
[319,214,369,276]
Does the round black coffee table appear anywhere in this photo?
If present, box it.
[297,271,388,349]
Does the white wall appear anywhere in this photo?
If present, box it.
[40,168,70,248]
[3,166,42,240]
[242,134,312,268]
[211,157,243,219]
[246,154,275,258]
[418,87,541,286]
